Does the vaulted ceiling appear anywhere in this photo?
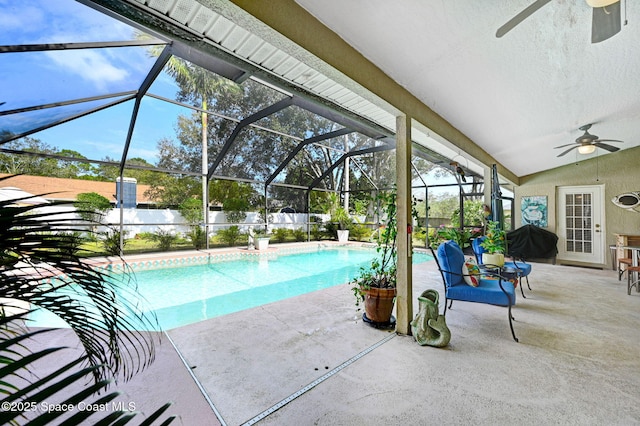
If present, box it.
[293,0,640,178]
[7,0,638,184]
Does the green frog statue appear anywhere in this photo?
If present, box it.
[410,289,451,347]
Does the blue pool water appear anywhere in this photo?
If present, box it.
[30,247,431,330]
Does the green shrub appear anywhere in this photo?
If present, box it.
[187,226,207,249]
[136,232,155,241]
[293,227,306,242]
[324,222,338,239]
[311,223,324,241]
[74,192,111,224]
[102,230,127,255]
[152,229,178,251]
[273,228,289,243]
[218,225,241,247]
[349,224,371,241]
[57,231,86,256]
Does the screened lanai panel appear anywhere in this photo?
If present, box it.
[128,96,207,169]
[0,95,133,142]
[266,185,307,215]
[0,46,161,114]
[213,127,297,182]
[319,132,380,152]
[149,55,290,122]
[2,100,136,164]
[233,78,290,119]
[0,0,144,45]
[252,104,336,140]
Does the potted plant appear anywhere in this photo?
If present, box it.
[351,190,398,324]
[253,226,270,250]
[480,220,507,266]
[429,225,483,252]
[332,206,352,243]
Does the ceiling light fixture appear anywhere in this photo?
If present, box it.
[578,144,597,154]
[585,0,618,7]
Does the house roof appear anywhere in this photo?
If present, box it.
[0,174,155,205]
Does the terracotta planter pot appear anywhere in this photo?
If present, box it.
[364,287,396,323]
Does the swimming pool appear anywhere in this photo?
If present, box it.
[30,246,431,330]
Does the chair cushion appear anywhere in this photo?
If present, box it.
[446,277,516,306]
[436,241,465,287]
[462,257,481,287]
[472,236,486,260]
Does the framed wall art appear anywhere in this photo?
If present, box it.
[521,196,548,227]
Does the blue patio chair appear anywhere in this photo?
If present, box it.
[430,240,519,342]
[472,236,532,298]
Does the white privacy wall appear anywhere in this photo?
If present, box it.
[33,205,327,236]
[102,209,324,236]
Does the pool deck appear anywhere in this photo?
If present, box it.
[23,242,640,425]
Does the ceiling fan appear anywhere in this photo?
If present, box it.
[496,0,622,43]
[554,123,623,157]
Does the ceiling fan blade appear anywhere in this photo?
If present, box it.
[594,139,623,143]
[554,143,578,149]
[557,145,578,157]
[592,2,622,43]
[594,142,621,152]
[496,0,553,38]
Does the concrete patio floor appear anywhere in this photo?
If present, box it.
[24,247,640,425]
[162,251,640,425]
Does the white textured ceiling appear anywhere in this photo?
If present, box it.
[293,0,640,177]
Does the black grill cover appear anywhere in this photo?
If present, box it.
[507,225,558,259]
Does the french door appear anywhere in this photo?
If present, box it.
[557,185,605,264]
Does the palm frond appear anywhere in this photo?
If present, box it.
[0,184,176,424]
[0,196,160,384]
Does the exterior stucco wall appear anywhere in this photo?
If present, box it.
[517,145,640,267]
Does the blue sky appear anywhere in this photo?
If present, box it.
[0,0,184,164]
[0,0,474,192]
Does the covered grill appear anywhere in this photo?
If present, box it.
[507,225,558,261]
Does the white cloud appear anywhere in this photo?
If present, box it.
[45,50,130,92]
[0,5,44,35]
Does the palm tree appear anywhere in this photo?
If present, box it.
[0,185,174,424]
[163,56,241,246]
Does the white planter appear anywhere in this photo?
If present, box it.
[256,237,270,250]
[482,252,505,267]
[337,229,350,243]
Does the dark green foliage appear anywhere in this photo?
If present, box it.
[225,209,247,224]
[331,207,352,231]
[102,229,127,255]
[136,232,156,240]
[74,192,112,224]
[217,225,241,246]
[324,221,337,239]
[350,189,399,306]
[152,229,178,251]
[293,227,306,242]
[0,186,174,424]
[311,223,324,241]
[56,231,87,256]
[273,227,289,243]
[187,226,207,249]
[451,199,485,227]
[349,223,371,241]
[178,197,203,225]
